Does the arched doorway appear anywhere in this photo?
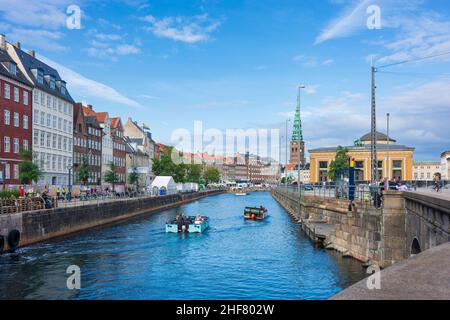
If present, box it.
[411,238,421,255]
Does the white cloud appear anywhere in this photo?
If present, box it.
[293,54,334,67]
[0,0,70,30]
[39,55,144,109]
[142,13,221,43]
[5,27,67,52]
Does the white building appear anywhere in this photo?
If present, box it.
[8,42,74,186]
[413,161,442,181]
[151,176,177,196]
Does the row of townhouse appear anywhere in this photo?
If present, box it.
[0,35,158,191]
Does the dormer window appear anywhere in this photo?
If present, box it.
[9,62,17,75]
[61,81,66,94]
[50,76,55,89]
[33,68,44,84]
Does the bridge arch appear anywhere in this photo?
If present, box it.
[411,237,421,255]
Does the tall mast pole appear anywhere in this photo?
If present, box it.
[370,66,378,185]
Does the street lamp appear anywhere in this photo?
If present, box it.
[1,161,7,191]
[297,85,306,216]
[67,164,73,201]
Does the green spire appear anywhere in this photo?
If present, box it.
[292,89,303,142]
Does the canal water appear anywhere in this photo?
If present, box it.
[0,192,367,300]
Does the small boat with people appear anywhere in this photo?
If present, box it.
[166,214,210,233]
[244,206,268,220]
[235,192,247,196]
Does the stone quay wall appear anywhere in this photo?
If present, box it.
[0,190,224,252]
[272,189,407,267]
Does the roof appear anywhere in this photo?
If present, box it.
[0,49,32,87]
[9,44,74,103]
[82,106,109,124]
[151,176,176,188]
[110,117,121,129]
[360,131,396,143]
[310,144,415,153]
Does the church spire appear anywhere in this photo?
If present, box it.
[292,87,303,142]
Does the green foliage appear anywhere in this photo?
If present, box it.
[328,146,350,181]
[19,150,42,185]
[0,189,20,198]
[203,167,220,184]
[152,147,205,183]
[186,164,202,183]
[77,156,90,185]
[104,163,119,191]
[128,168,140,188]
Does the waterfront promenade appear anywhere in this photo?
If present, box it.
[332,242,450,300]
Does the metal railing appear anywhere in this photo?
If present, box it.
[276,184,378,209]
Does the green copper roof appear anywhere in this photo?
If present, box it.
[292,89,303,142]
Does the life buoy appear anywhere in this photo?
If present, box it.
[0,235,4,254]
[7,230,20,250]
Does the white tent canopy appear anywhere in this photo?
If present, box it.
[151,176,177,196]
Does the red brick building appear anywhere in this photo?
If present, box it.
[0,42,33,186]
[110,117,126,188]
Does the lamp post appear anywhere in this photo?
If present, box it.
[297,85,306,222]
[285,119,291,189]
[386,113,390,182]
[1,161,7,191]
[67,165,73,201]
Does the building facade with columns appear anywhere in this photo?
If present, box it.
[309,132,414,183]
[441,151,450,180]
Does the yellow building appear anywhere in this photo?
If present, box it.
[309,132,415,183]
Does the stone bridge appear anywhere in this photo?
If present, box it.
[272,188,450,267]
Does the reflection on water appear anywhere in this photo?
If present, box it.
[0,192,367,300]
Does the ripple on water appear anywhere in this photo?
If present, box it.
[0,192,367,300]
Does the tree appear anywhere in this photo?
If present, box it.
[128,167,140,191]
[19,150,42,185]
[186,164,202,183]
[203,167,220,185]
[328,146,350,181]
[104,163,119,192]
[77,156,90,185]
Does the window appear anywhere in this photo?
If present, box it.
[53,97,57,110]
[393,160,403,181]
[40,131,45,147]
[47,95,51,107]
[52,134,57,148]
[53,115,57,128]
[58,118,62,130]
[9,63,17,75]
[4,83,10,99]
[4,163,10,179]
[4,136,10,152]
[40,111,45,126]
[63,119,67,132]
[13,164,19,180]
[14,138,19,153]
[14,87,19,102]
[34,91,39,104]
[23,91,29,105]
[37,69,44,84]
[52,155,56,170]
[61,82,66,95]
[50,77,55,89]
[58,136,62,150]
[23,115,28,129]
[46,132,51,148]
[13,112,19,127]
[4,110,10,125]
[23,139,29,151]
[34,130,39,146]
[47,114,51,127]
[34,109,39,124]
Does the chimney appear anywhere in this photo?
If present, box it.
[28,50,36,58]
[13,41,21,49]
[0,34,5,50]
[88,104,93,110]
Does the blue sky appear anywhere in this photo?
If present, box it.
[1,0,449,161]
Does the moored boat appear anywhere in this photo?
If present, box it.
[235,192,247,196]
[244,206,268,220]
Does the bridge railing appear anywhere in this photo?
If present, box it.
[275,184,377,208]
